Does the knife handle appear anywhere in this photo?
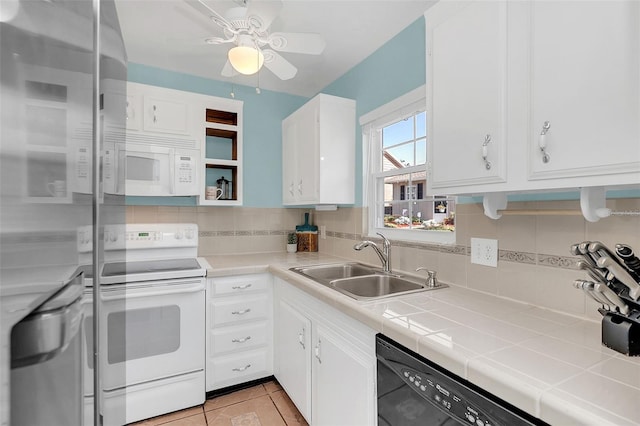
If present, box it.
[616,244,640,277]
[594,283,630,316]
[597,256,640,301]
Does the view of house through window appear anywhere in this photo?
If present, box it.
[372,110,455,236]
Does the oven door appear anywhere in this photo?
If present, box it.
[97,278,204,391]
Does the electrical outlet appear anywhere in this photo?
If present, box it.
[471,238,498,267]
[320,225,326,239]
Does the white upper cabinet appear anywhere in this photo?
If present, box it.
[142,96,190,135]
[426,1,508,192]
[425,0,640,195]
[282,93,356,206]
[527,1,640,184]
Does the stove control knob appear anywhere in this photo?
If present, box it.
[403,371,410,378]
[175,231,183,240]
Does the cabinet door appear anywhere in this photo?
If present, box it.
[528,1,640,181]
[143,96,189,135]
[294,104,319,203]
[125,94,141,131]
[282,116,298,204]
[426,1,508,191]
[312,325,376,426]
[274,300,311,422]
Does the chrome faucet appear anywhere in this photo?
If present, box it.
[353,232,392,273]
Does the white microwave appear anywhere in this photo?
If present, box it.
[114,143,199,196]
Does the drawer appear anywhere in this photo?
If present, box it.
[212,294,268,326]
[211,273,271,296]
[212,348,269,385]
[211,322,268,355]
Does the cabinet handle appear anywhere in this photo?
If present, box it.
[232,364,251,372]
[231,336,252,343]
[298,179,303,194]
[538,121,551,163]
[481,134,492,170]
[231,308,251,315]
[315,339,321,364]
[152,104,157,123]
[231,284,252,290]
[298,328,306,349]
[289,183,294,196]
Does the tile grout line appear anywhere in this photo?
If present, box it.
[268,393,290,426]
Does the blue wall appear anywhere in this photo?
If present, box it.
[126,63,308,207]
[321,18,427,206]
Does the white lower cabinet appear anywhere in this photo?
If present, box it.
[206,273,273,391]
[274,277,377,425]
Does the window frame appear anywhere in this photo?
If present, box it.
[360,86,455,244]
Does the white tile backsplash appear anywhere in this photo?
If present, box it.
[128,197,640,320]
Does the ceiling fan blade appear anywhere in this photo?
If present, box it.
[183,0,234,33]
[268,32,326,55]
[246,0,283,32]
[262,49,297,80]
[204,35,236,45]
[221,60,238,77]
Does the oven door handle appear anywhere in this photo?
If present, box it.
[100,282,204,301]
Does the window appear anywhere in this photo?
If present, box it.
[361,87,455,244]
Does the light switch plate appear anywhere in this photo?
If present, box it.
[471,238,498,267]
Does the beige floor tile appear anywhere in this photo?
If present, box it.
[204,384,268,412]
[129,406,204,425]
[159,413,207,426]
[205,395,286,426]
[270,390,308,426]
[263,380,283,394]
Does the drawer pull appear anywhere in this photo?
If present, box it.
[538,121,551,163]
[298,328,306,349]
[232,284,252,290]
[481,134,492,170]
[315,339,322,364]
[231,308,251,315]
[232,364,251,372]
[231,336,252,343]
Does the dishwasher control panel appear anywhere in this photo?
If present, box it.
[401,367,497,426]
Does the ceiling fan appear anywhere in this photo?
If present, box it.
[185,0,326,80]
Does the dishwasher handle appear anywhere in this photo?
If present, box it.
[10,273,85,369]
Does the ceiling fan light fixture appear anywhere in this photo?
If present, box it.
[228,45,264,75]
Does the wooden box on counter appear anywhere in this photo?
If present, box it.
[297,232,318,252]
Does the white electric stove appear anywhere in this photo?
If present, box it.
[78,223,208,426]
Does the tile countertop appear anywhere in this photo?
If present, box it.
[204,252,640,426]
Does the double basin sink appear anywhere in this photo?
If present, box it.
[289,262,447,301]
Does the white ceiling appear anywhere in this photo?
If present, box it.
[114,0,436,97]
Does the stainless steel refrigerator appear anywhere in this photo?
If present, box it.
[0,0,126,424]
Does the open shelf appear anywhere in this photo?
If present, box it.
[200,107,242,205]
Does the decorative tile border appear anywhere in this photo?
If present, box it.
[197,228,581,271]
[537,254,581,270]
[499,250,536,265]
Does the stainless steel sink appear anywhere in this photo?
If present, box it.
[331,275,427,300]
[290,263,380,283]
[289,263,447,300]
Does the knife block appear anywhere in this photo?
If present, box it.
[601,311,640,356]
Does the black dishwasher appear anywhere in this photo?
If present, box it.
[376,334,548,426]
